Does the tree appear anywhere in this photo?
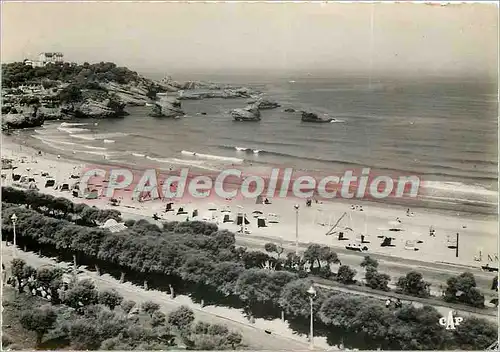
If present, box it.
[98,289,123,310]
[62,279,99,311]
[396,271,430,298]
[11,258,36,293]
[365,266,390,291]
[141,300,160,317]
[68,319,101,350]
[121,300,136,314]
[264,243,278,255]
[279,279,327,318]
[452,316,498,350]
[20,305,57,346]
[226,331,243,349]
[168,305,195,332]
[234,269,297,306]
[444,272,485,307]
[360,256,379,269]
[337,265,357,284]
[151,311,166,327]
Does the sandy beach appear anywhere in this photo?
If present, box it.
[1,138,498,270]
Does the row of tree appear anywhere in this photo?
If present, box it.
[2,202,497,350]
[6,259,243,350]
[2,187,121,225]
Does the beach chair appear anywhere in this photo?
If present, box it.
[268,213,279,224]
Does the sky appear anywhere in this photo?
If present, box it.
[1,2,498,77]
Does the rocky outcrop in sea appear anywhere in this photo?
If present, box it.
[231,104,261,121]
[252,98,280,110]
[149,97,185,118]
[301,111,334,123]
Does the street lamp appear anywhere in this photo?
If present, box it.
[294,204,300,255]
[307,284,317,350]
[11,214,18,257]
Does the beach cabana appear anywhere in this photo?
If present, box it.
[223,214,233,223]
[44,179,55,188]
[257,217,267,228]
[236,213,250,225]
[165,202,174,212]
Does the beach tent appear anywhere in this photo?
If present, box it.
[28,182,38,190]
[72,190,79,198]
[28,177,35,183]
[12,174,21,181]
[20,175,29,183]
[44,179,55,188]
[41,172,49,177]
[85,189,99,200]
[380,237,394,247]
[60,183,70,191]
[192,209,198,218]
[257,217,267,228]
[221,206,231,213]
[256,195,263,204]
[236,213,250,225]
[165,202,174,212]
[109,198,120,206]
[70,174,80,179]
[208,203,217,211]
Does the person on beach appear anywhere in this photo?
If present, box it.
[385,298,391,308]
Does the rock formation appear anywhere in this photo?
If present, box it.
[3,106,44,130]
[231,104,261,121]
[149,97,184,118]
[301,111,334,123]
[253,98,280,110]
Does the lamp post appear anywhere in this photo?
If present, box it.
[294,204,300,255]
[307,284,317,350]
[11,214,18,258]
